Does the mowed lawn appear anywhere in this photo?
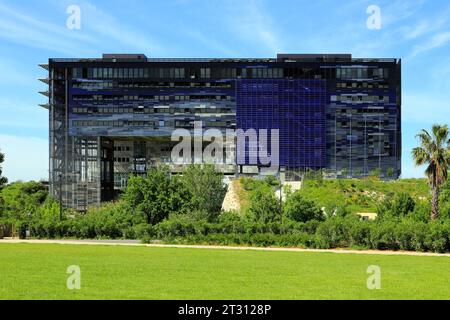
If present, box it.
[1,243,450,300]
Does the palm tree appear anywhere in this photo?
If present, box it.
[412,124,450,220]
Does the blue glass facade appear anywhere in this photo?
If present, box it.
[236,79,327,168]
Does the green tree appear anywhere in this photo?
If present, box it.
[179,165,227,219]
[0,181,48,221]
[122,166,190,225]
[0,149,7,189]
[412,124,450,220]
[283,191,324,222]
[249,188,280,223]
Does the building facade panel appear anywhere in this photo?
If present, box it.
[236,79,327,170]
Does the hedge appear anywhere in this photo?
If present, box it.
[4,212,450,254]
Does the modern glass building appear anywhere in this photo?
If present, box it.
[39,53,401,210]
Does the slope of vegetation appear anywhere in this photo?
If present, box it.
[234,177,429,214]
[300,178,429,214]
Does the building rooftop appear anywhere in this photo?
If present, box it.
[47,54,399,64]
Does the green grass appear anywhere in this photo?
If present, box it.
[236,177,430,214]
[1,243,450,300]
[300,178,429,213]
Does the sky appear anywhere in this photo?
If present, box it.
[0,0,449,181]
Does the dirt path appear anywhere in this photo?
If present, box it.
[1,239,450,258]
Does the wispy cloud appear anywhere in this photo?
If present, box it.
[381,0,427,27]
[221,0,282,55]
[79,1,165,55]
[0,2,97,55]
[410,30,450,57]
[404,17,448,40]
[0,1,165,56]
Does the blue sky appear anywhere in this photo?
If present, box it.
[0,0,449,181]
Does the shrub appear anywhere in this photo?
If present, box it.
[249,188,281,223]
[424,221,450,253]
[314,216,351,249]
[264,175,279,187]
[409,200,431,222]
[369,220,399,250]
[391,193,415,217]
[284,191,324,223]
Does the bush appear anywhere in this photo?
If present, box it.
[249,188,281,223]
[264,175,279,187]
[284,191,324,223]
[377,193,416,219]
[409,200,431,222]
[314,216,354,249]
[391,193,415,217]
[425,221,450,253]
[369,220,399,250]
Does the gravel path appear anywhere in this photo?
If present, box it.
[1,239,450,258]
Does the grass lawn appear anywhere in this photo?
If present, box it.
[1,243,449,300]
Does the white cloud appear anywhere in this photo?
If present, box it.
[410,31,450,57]
[79,1,165,55]
[381,0,427,27]
[0,135,48,182]
[0,2,97,55]
[222,0,282,54]
[398,3,450,40]
[0,1,165,56]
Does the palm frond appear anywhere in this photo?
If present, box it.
[412,147,429,166]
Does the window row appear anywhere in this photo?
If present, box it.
[72,81,233,89]
[331,95,390,103]
[336,68,389,80]
[336,82,389,89]
[114,157,131,163]
[73,120,159,127]
[72,66,394,81]
[72,94,232,102]
[72,106,233,114]
[113,146,131,151]
[72,120,231,129]
[72,67,285,80]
